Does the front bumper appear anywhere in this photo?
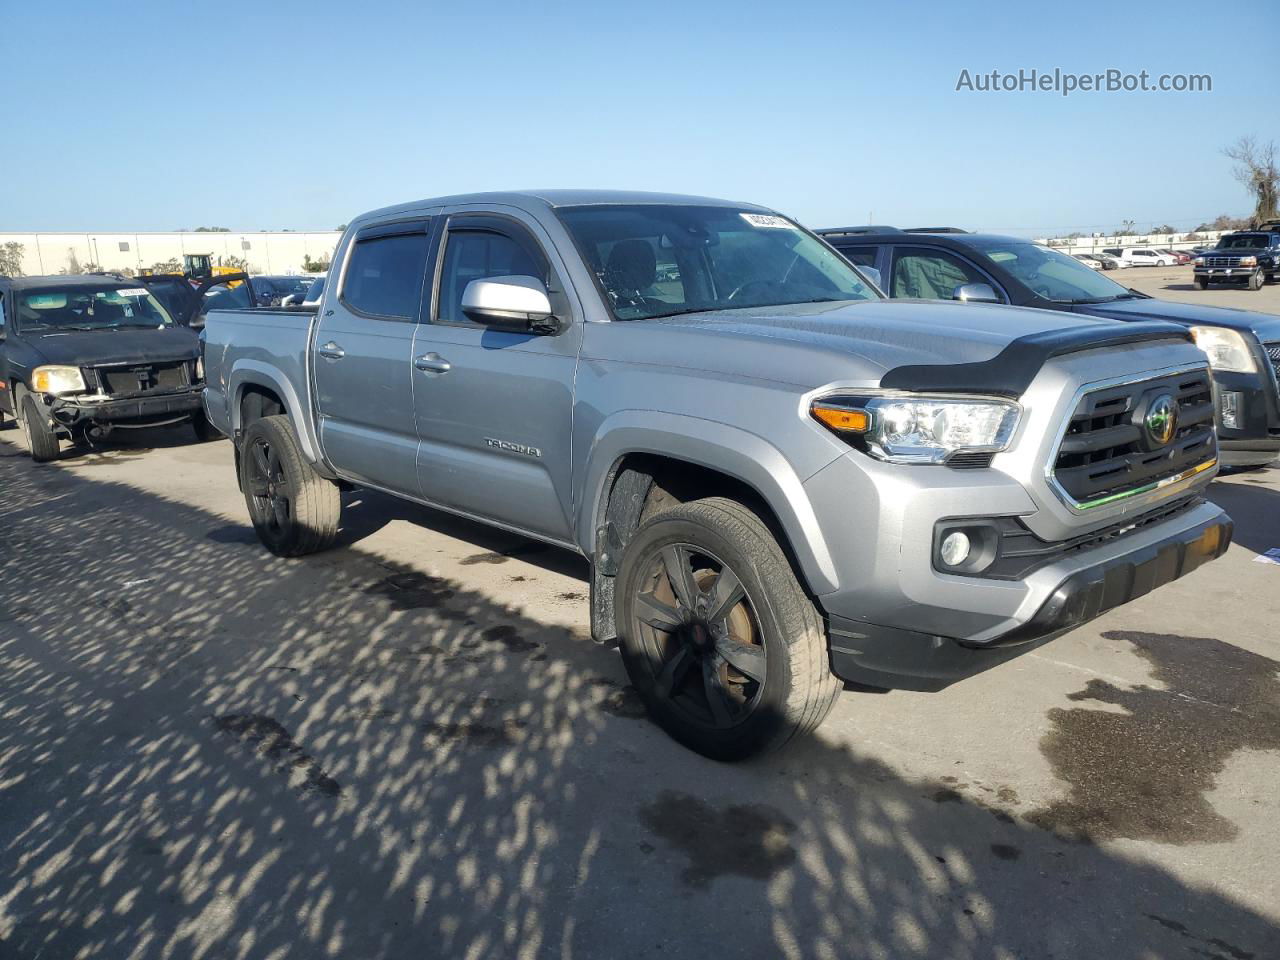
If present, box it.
[1195,266,1263,281]
[49,387,203,427]
[827,504,1232,691]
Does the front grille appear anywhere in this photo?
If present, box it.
[981,495,1201,580]
[1266,341,1280,382]
[91,361,191,397]
[1204,256,1244,268]
[1053,369,1215,506]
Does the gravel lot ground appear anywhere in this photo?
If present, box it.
[1,278,1278,960]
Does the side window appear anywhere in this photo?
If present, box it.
[890,247,989,300]
[342,229,431,319]
[0,292,7,334]
[835,245,879,269]
[436,229,543,325]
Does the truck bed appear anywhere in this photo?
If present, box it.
[201,307,317,441]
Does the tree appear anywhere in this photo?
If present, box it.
[335,224,348,232]
[1194,214,1250,233]
[1223,136,1279,224]
[0,241,24,276]
[194,226,231,232]
[1115,220,1137,237]
[149,258,182,274]
[302,252,332,272]
[63,249,83,274]
[1150,224,1176,235]
[219,254,249,271]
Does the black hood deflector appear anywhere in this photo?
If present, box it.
[878,321,1193,397]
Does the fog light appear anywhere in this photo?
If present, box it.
[1220,391,1241,430]
[940,531,972,567]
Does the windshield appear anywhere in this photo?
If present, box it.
[16,284,176,332]
[1217,234,1270,249]
[965,239,1133,302]
[557,205,880,320]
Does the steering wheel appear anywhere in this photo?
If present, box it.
[727,279,782,301]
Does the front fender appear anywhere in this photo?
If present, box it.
[228,360,325,467]
[578,411,841,595]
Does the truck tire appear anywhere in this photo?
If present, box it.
[19,393,61,463]
[239,414,340,557]
[615,496,840,760]
[191,409,220,443]
[1195,278,1210,290]
[1249,269,1265,290]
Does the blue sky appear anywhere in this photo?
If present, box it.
[0,0,1260,236]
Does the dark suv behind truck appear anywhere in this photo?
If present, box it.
[0,273,241,461]
[1193,231,1280,291]
[819,226,1280,468]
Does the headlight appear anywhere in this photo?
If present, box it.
[1189,326,1258,373]
[1238,256,1257,267]
[811,394,1021,464]
[1194,256,1204,265]
[196,356,204,380]
[31,365,87,395]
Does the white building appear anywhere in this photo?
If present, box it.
[0,231,341,277]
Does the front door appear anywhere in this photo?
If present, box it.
[411,213,581,541]
[312,218,434,495]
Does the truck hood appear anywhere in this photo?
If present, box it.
[1074,297,1280,341]
[600,298,1154,388]
[25,327,200,367]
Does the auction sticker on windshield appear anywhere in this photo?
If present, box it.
[740,213,795,229]
[116,288,151,297]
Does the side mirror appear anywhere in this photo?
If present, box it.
[953,282,1001,304]
[859,266,883,290]
[461,276,563,335]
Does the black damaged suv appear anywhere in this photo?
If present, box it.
[0,274,223,461]
[819,226,1280,468]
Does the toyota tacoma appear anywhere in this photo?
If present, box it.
[200,191,1232,759]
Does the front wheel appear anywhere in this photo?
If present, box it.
[191,409,220,443]
[19,394,61,463]
[615,497,840,760]
[239,415,341,556]
[1195,277,1210,290]
[1250,269,1266,291]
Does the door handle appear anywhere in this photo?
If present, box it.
[318,341,345,360]
[414,353,452,374]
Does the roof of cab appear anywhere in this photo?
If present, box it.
[353,189,775,225]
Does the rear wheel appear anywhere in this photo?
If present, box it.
[239,415,341,556]
[616,497,840,760]
[19,394,61,463]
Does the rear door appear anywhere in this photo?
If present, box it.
[311,217,434,495]
[410,211,582,541]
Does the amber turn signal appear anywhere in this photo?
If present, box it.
[811,403,869,433]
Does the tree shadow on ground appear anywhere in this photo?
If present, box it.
[0,439,1276,960]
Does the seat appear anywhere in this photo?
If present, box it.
[604,240,660,307]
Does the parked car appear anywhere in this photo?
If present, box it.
[819,226,1280,467]
[0,274,227,460]
[1193,231,1280,291]
[1100,247,1176,267]
[1072,254,1103,270]
[1089,252,1121,270]
[200,191,1232,759]
[251,275,313,307]
[1168,250,1193,265]
[282,274,326,308]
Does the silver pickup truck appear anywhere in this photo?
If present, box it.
[201,190,1232,760]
